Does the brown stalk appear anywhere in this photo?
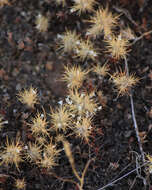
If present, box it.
[62,139,91,190]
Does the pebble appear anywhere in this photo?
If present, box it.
[16,83,21,91]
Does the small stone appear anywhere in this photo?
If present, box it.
[46,61,53,70]
[16,83,21,91]
[12,68,19,77]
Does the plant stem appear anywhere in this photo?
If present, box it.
[97,161,149,190]
[124,56,145,162]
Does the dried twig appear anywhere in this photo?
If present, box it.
[48,172,79,187]
[113,5,138,27]
[80,159,92,189]
[124,56,145,163]
[62,139,92,190]
[97,161,150,190]
[132,30,152,45]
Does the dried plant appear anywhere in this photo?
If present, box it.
[74,117,92,142]
[111,70,139,96]
[17,87,38,108]
[59,30,80,53]
[75,39,97,61]
[35,136,46,144]
[87,6,119,38]
[120,27,135,40]
[92,63,109,77]
[105,35,130,60]
[50,105,71,132]
[29,112,49,137]
[62,139,91,190]
[26,142,42,163]
[62,140,79,179]
[15,178,26,190]
[69,89,97,116]
[35,14,49,32]
[45,139,61,157]
[1,2,148,189]
[0,137,23,170]
[39,153,57,169]
[71,0,96,14]
[62,65,89,89]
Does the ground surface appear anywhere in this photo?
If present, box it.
[0,0,152,189]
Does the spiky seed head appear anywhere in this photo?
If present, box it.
[69,89,97,116]
[87,6,119,38]
[59,30,80,53]
[15,178,26,190]
[71,0,96,14]
[62,65,89,89]
[55,134,64,142]
[111,70,139,96]
[92,63,109,77]
[105,35,130,60]
[0,137,23,170]
[120,27,135,40]
[29,112,49,137]
[26,142,42,163]
[35,14,49,32]
[74,117,92,142]
[76,39,97,61]
[17,87,38,108]
[40,154,57,169]
[45,139,61,157]
[35,136,46,144]
[50,105,71,132]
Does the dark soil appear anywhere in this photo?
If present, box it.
[0,0,152,190]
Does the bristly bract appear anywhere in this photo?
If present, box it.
[92,63,109,77]
[105,34,130,60]
[74,117,93,142]
[26,142,42,163]
[59,30,80,53]
[87,6,119,38]
[75,39,98,61]
[62,65,89,89]
[35,14,49,33]
[50,105,71,132]
[0,137,23,170]
[29,112,49,137]
[111,70,139,96]
[71,0,96,14]
[15,178,26,190]
[17,87,38,108]
[69,89,97,116]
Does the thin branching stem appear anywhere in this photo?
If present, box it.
[62,139,91,190]
[130,92,145,162]
[48,172,79,187]
[97,161,150,190]
[124,56,145,163]
[80,159,92,189]
[132,30,152,45]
